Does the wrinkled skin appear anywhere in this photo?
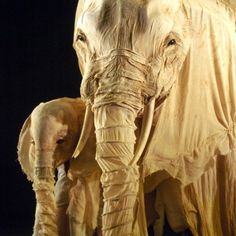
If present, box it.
[73,0,190,235]
[17,97,86,236]
[18,97,187,235]
[59,162,188,236]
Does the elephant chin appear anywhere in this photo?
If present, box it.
[33,167,58,236]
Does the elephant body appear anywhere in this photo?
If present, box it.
[18,0,236,235]
[73,0,236,235]
[18,97,236,236]
[17,97,100,236]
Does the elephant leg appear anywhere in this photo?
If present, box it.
[153,188,165,236]
[182,152,236,236]
[56,206,69,236]
[69,219,93,236]
[55,164,71,236]
[67,178,93,236]
[155,178,188,234]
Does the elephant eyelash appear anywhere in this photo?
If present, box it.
[164,32,181,49]
[167,39,176,47]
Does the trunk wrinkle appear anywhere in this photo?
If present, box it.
[33,177,58,236]
[34,151,54,169]
[34,167,54,179]
[94,105,145,235]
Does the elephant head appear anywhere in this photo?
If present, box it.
[17,97,86,236]
[72,0,191,235]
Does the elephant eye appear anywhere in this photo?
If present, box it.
[56,139,65,145]
[167,39,176,47]
[31,139,35,145]
[76,33,86,42]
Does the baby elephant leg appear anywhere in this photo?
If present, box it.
[55,164,71,236]
[67,177,96,236]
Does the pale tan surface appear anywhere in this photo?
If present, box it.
[17,97,92,236]
[18,97,86,181]
[74,0,236,235]
[143,1,236,234]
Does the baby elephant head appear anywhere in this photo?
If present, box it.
[17,97,87,235]
[17,97,86,181]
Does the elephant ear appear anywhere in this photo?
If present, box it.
[228,0,236,9]
[17,115,34,181]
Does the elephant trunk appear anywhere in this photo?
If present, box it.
[33,150,58,236]
[79,49,157,235]
[94,105,140,235]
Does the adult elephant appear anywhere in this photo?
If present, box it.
[73,0,236,235]
[17,97,99,236]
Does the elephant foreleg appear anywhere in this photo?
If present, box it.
[55,164,71,236]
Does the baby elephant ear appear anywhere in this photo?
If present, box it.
[17,115,34,181]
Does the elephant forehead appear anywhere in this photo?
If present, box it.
[31,113,68,139]
[76,0,146,30]
[76,0,181,38]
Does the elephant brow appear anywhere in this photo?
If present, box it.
[136,5,148,33]
[98,1,118,33]
[98,1,147,34]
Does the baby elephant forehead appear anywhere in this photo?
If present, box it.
[31,103,67,127]
[31,113,69,140]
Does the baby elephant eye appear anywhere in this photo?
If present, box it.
[31,139,35,145]
[167,39,176,47]
[76,34,86,42]
[56,139,65,144]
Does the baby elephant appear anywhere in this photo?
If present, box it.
[18,97,187,236]
[17,97,98,236]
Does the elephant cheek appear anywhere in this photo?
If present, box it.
[94,105,141,235]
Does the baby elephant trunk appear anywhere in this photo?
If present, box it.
[33,150,58,236]
[94,105,140,236]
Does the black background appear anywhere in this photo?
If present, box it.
[1,0,81,234]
